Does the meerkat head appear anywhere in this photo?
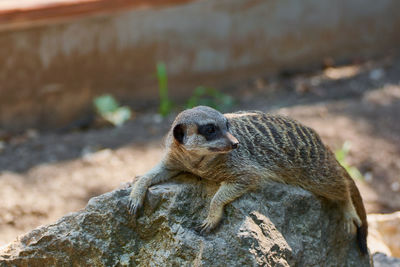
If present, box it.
[170,106,239,155]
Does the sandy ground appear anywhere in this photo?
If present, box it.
[1,54,399,246]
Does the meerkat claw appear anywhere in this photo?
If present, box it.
[195,223,205,235]
[343,217,356,235]
[127,197,142,217]
[348,222,355,235]
[196,219,216,235]
[343,207,361,235]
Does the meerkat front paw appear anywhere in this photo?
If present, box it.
[127,195,143,217]
[196,208,224,235]
[127,176,147,217]
[197,217,220,235]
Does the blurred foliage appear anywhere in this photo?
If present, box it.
[93,94,131,127]
[335,141,364,180]
[185,86,234,112]
[156,62,234,116]
[156,62,173,117]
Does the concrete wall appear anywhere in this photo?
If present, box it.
[1,0,400,131]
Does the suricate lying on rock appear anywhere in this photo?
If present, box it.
[128,106,368,254]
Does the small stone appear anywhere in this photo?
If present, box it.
[26,129,39,139]
[364,172,373,183]
[369,69,385,81]
[390,182,400,192]
[152,114,163,124]
[373,253,400,267]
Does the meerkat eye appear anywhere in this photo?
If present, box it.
[198,123,219,140]
[204,124,216,134]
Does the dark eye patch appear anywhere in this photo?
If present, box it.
[198,123,220,141]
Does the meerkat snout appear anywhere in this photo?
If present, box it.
[200,125,239,153]
[225,132,239,149]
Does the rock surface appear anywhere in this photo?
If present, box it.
[0,174,371,266]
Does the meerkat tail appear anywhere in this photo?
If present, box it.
[347,175,368,255]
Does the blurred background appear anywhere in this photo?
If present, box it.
[0,0,399,256]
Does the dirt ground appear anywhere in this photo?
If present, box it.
[1,54,400,246]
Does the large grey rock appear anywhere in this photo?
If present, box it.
[0,174,371,266]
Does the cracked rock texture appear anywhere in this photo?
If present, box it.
[0,174,371,266]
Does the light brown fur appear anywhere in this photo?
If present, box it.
[128,106,368,254]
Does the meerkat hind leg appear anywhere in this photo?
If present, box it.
[199,182,249,234]
[343,195,362,235]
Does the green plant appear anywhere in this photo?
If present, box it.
[93,94,131,127]
[156,62,173,117]
[185,86,234,112]
[155,62,234,116]
[335,141,363,180]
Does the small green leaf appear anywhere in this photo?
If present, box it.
[156,62,173,117]
[104,107,131,127]
[93,94,131,127]
[335,141,364,180]
[94,94,119,115]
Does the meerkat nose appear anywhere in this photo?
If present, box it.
[225,132,239,149]
[231,142,239,149]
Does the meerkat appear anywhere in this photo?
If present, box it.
[128,106,368,255]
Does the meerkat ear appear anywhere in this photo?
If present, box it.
[173,123,185,144]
